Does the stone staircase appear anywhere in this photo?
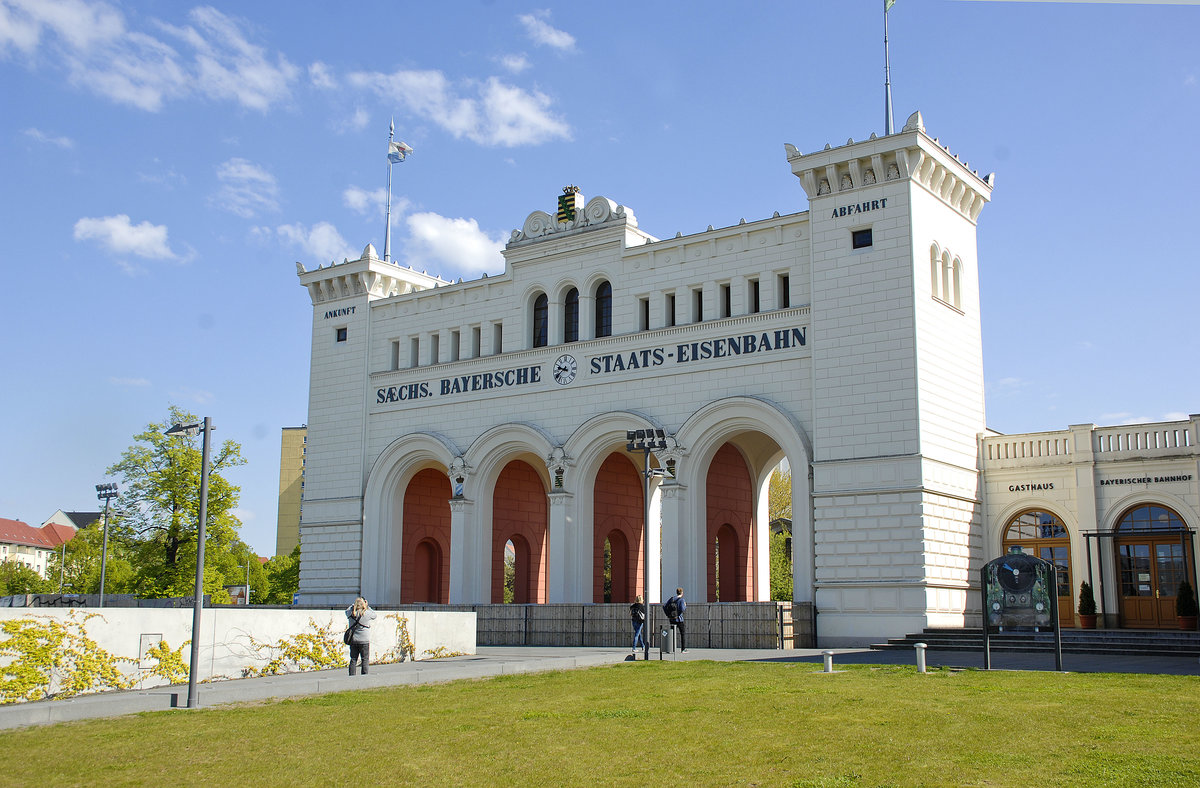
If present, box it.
[870,627,1200,658]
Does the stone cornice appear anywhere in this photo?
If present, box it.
[507,195,640,247]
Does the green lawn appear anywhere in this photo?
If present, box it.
[1,661,1198,787]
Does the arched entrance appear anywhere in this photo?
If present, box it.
[491,460,548,604]
[400,468,451,604]
[1002,509,1072,628]
[593,452,642,603]
[706,443,753,602]
[1115,504,1194,628]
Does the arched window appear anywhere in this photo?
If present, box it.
[532,292,548,348]
[951,257,963,309]
[941,251,953,303]
[1003,509,1073,627]
[564,287,579,343]
[594,280,612,338]
[1116,504,1186,532]
[930,244,941,299]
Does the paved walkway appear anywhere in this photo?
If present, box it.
[3,644,1197,730]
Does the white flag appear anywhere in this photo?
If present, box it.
[388,140,413,163]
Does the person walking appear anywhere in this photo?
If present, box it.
[629,595,647,653]
[665,587,687,652]
[346,596,377,675]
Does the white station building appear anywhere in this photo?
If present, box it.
[295,111,1198,646]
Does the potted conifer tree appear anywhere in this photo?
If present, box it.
[1176,580,1198,631]
[1077,581,1097,629]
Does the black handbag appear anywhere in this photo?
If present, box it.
[344,614,360,645]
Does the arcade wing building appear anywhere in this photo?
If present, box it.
[296,111,1198,645]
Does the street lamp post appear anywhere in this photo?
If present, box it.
[164,417,213,709]
[95,483,119,607]
[626,428,668,660]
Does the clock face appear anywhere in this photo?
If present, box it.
[552,354,577,385]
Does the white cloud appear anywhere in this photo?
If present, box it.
[350,106,369,131]
[499,53,530,74]
[343,185,400,219]
[404,212,505,276]
[214,158,279,218]
[2,1,296,112]
[22,127,74,148]
[1162,412,1189,422]
[158,7,298,111]
[348,69,569,147]
[230,507,254,523]
[309,60,335,89]
[108,376,150,387]
[73,214,177,260]
[274,221,357,265]
[170,386,213,405]
[518,11,575,51]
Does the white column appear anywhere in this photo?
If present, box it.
[754,479,771,602]
[546,492,573,602]
[448,497,474,603]
[657,482,687,603]
[792,463,814,604]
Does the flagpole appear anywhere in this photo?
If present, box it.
[384,118,394,262]
[884,0,894,136]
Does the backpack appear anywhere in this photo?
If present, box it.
[631,604,645,622]
[663,597,679,620]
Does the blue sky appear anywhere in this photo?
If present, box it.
[2,0,1197,556]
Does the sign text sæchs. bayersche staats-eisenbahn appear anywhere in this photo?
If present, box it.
[375,326,807,404]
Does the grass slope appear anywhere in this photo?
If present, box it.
[1,661,1198,787]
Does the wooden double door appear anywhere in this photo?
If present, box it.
[1117,537,1191,628]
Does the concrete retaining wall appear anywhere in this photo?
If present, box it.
[0,607,475,699]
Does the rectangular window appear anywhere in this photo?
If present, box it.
[852,228,873,249]
[748,279,760,314]
[409,337,420,368]
[335,327,347,342]
[720,284,731,318]
[430,333,441,364]
[666,293,676,327]
[450,330,461,362]
[639,297,650,331]
[390,340,400,370]
[493,322,503,355]
[777,274,790,308]
[471,326,481,358]
[693,288,704,323]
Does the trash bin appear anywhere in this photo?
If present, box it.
[660,625,674,655]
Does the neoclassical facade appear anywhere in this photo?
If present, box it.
[296,110,1002,646]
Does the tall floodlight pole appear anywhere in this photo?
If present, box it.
[626,428,668,660]
[383,119,414,263]
[165,417,213,709]
[95,483,119,607]
[884,0,896,135]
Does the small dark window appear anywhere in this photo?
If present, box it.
[852,228,873,249]
[595,281,612,338]
[639,297,649,331]
[778,274,790,308]
[666,293,676,327]
[693,288,704,322]
[533,293,549,347]
[749,279,760,314]
[564,288,579,343]
[720,284,731,318]
[335,327,347,342]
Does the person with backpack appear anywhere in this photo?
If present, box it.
[629,595,647,653]
[345,596,377,675]
[664,587,687,652]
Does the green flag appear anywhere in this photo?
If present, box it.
[886,0,896,10]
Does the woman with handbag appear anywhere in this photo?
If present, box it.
[345,596,377,675]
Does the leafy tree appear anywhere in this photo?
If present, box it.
[768,467,793,601]
[503,545,515,604]
[0,561,51,595]
[262,545,300,604]
[46,518,136,596]
[769,532,792,601]
[105,405,246,599]
[768,467,792,522]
